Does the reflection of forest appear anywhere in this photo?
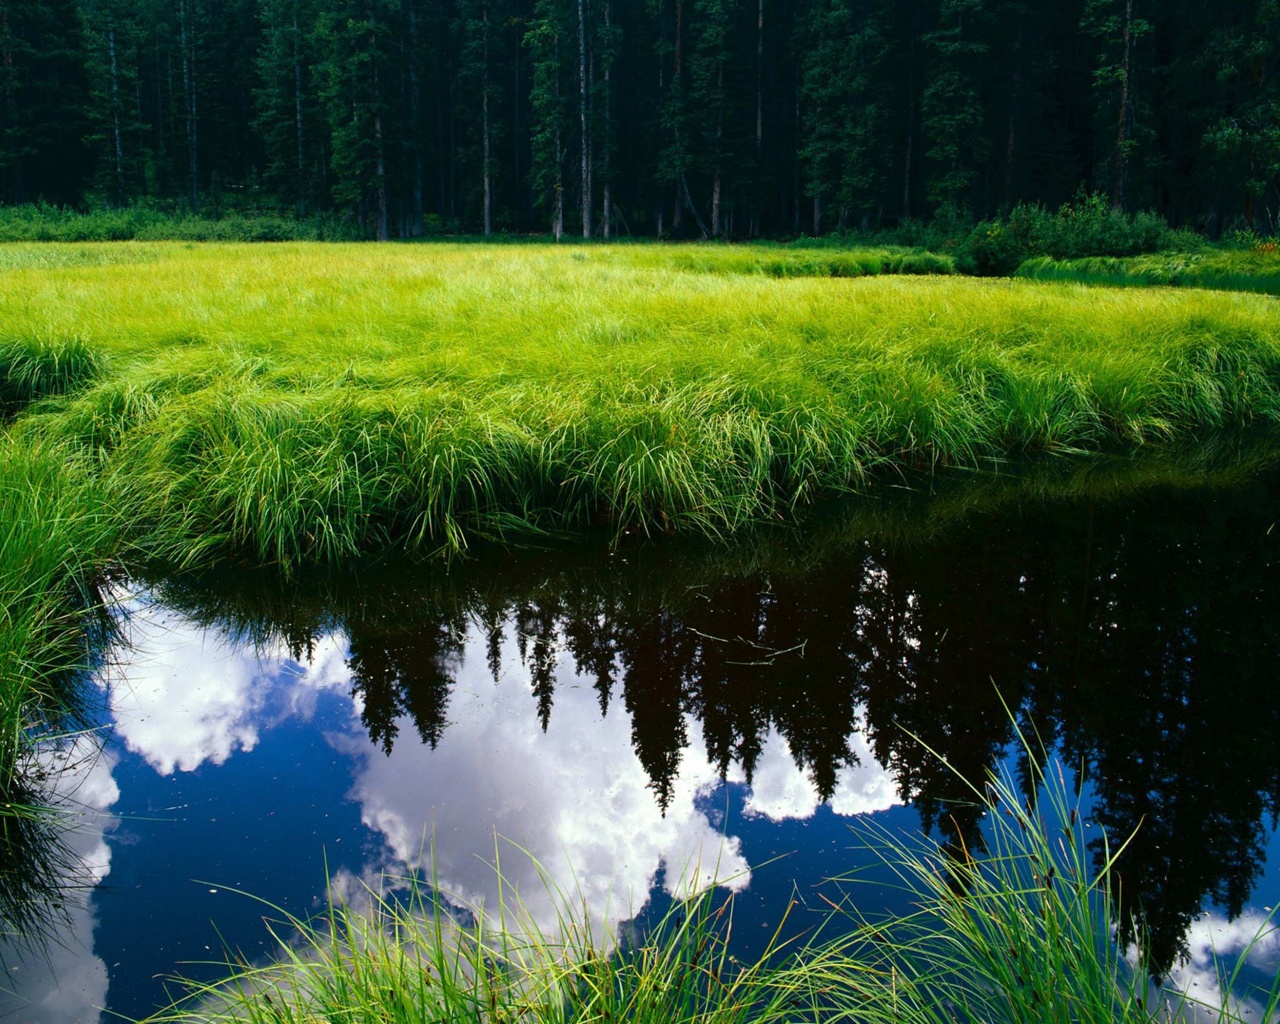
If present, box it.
[145,464,1280,974]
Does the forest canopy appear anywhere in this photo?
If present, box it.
[2,0,1278,239]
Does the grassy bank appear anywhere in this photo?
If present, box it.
[0,439,117,942]
[146,743,1279,1024]
[5,242,1280,569]
[1017,247,1280,295]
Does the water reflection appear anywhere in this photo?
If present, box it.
[3,456,1279,1021]
[141,461,1280,976]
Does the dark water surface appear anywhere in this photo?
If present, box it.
[4,458,1280,1021]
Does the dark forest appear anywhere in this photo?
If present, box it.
[3,0,1278,238]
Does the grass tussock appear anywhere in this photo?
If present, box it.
[1017,248,1280,295]
[1,337,108,417]
[147,858,810,1024]
[146,735,1280,1024]
[0,439,116,941]
[4,242,1280,566]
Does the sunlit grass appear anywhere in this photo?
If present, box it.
[4,242,1280,566]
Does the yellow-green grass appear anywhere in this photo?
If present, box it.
[4,241,1280,568]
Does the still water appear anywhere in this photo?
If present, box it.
[4,457,1280,1021]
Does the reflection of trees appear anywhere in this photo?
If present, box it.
[1032,477,1280,970]
[347,616,465,754]
[142,461,1280,976]
[1,581,113,951]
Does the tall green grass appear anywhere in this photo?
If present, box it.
[1,337,108,417]
[1017,248,1280,295]
[806,739,1280,1024]
[0,439,116,944]
[4,242,1280,566]
[146,857,811,1024]
[145,735,1279,1024]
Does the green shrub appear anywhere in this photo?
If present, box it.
[959,195,1177,276]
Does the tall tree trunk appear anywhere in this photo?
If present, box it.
[1112,0,1134,211]
[2,9,17,202]
[792,68,800,233]
[513,28,521,229]
[656,0,665,235]
[1004,4,1025,207]
[178,0,198,213]
[752,0,762,236]
[554,120,564,239]
[671,0,683,234]
[293,13,306,216]
[483,3,492,236]
[135,73,146,193]
[902,3,917,219]
[601,0,610,238]
[711,64,723,237]
[578,0,590,237]
[553,35,564,240]
[375,107,388,239]
[108,21,125,205]
[370,3,388,240]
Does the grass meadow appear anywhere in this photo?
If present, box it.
[4,241,1280,570]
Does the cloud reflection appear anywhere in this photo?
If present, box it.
[103,597,903,946]
[340,632,752,936]
[0,737,118,1024]
[109,596,348,775]
[743,724,899,822]
[1157,910,1280,1023]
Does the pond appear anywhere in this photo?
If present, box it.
[3,454,1280,1021]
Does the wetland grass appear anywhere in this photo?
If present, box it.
[1017,249,1280,296]
[5,242,1280,567]
[0,439,116,944]
[145,740,1279,1024]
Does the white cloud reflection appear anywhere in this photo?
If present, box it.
[1154,910,1280,1023]
[108,597,348,775]
[742,725,899,822]
[339,633,752,938]
[0,737,118,1024]
[100,597,902,946]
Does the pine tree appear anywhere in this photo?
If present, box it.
[1082,0,1151,211]
[0,0,92,204]
[922,0,992,214]
[527,0,570,237]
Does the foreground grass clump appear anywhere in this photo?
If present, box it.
[147,743,1279,1024]
[1017,247,1280,295]
[5,242,1280,567]
[0,439,116,940]
[0,439,115,714]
